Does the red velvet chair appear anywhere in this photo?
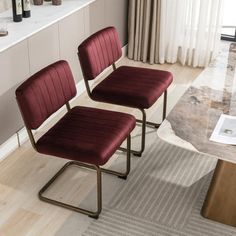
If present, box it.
[78,27,173,156]
[15,60,135,219]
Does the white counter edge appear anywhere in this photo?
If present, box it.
[0,0,95,53]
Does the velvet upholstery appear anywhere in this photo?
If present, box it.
[36,106,135,166]
[15,60,136,218]
[91,66,173,109]
[78,27,122,81]
[78,27,173,110]
[16,60,135,166]
[16,60,76,130]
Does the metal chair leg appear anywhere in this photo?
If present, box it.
[136,89,168,126]
[133,109,146,157]
[162,90,167,121]
[136,120,160,128]
[119,90,168,157]
[101,134,131,179]
[38,161,102,219]
[38,135,132,219]
[118,110,146,157]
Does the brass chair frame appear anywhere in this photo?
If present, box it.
[20,102,131,219]
[82,63,168,157]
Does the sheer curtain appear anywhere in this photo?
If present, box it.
[159,0,223,67]
[128,0,223,67]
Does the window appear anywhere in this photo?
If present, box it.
[221,0,236,41]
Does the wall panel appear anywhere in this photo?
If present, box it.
[0,41,30,144]
[89,0,128,45]
[59,8,87,83]
[28,23,60,75]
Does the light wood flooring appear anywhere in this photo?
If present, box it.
[0,57,202,236]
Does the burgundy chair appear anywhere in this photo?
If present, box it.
[15,60,135,219]
[78,27,173,156]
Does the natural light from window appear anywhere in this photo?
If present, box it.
[221,0,236,37]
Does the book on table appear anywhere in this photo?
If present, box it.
[210,114,236,145]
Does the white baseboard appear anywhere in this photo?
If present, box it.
[0,44,128,162]
[0,134,18,161]
[121,44,128,59]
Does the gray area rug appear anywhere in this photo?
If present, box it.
[56,128,236,236]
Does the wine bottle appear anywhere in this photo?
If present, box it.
[22,0,31,18]
[12,0,22,22]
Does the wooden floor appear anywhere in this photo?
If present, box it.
[0,57,202,236]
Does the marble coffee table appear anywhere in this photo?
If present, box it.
[157,42,236,227]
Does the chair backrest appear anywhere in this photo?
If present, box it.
[15,60,77,130]
[78,26,122,81]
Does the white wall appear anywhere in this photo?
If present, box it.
[0,1,11,13]
[89,0,128,45]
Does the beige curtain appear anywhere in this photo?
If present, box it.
[128,0,161,64]
[128,0,223,67]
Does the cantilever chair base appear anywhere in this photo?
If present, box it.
[38,161,102,219]
[38,135,131,219]
[118,90,167,157]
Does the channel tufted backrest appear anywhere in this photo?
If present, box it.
[16,60,77,130]
[78,26,122,81]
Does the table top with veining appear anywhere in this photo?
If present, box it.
[157,42,236,163]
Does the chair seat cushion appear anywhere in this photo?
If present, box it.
[36,106,135,166]
[91,66,173,109]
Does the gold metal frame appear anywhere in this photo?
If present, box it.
[81,63,168,157]
[38,134,131,219]
[17,100,132,219]
[39,161,102,219]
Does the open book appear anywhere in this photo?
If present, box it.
[210,114,236,145]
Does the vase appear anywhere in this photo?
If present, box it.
[33,0,43,5]
[52,0,61,5]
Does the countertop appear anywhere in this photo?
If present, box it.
[0,0,95,53]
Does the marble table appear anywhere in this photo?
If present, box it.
[157,42,236,227]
